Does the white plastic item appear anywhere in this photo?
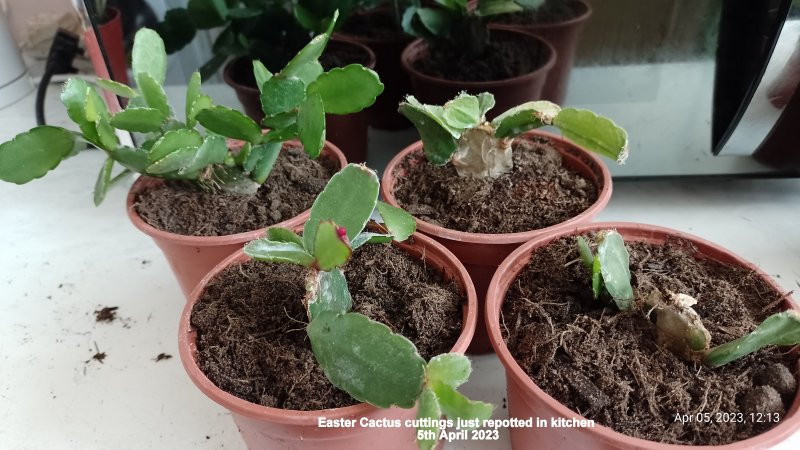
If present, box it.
[0,8,33,110]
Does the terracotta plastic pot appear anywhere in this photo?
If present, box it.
[400,29,555,121]
[179,230,478,449]
[490,0,592,103]
[223,38,375,163]
[127,142,347,298]
[336,7,415,130]
[486,222,800,450]
[381,130,612,353]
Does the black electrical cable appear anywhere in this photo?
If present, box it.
[35,29,81,126]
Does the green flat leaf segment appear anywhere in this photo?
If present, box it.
[376,201,416,242]
[0,126,80,184]
[552,108,629,164]
[110,108,166,133]
[307,267,352,320]
[148,129,203,163]
[426,353,471,388]
[351,232,393,250]
[313,220,352,271]
[491,100,560,139]
[196,105,262,144]
[96,79,137,98]
[416,388,442,450]
[131,28,167,85]
[705,310,800,367]
[244,238,315,267]
[266,227,303,246]
[596,231,633,310]
[308,311,426,408]
[297,92,325,159]
[308,65,384,115]
[430,382,493,428]
[303,164,379,254]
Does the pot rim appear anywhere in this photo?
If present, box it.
[490,0,593,31]
[400,28,556,88]
[485,221,800,449]
[380,129,613,245]
[223,37,377,95]
[179,229,479,424]
[126,141,347,247]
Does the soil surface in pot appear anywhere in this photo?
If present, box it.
[413,31,549,82]
[341,8,407,41]
[393,137,597,234]
[191,243,465,410]
[492,0,588,25]
[134,146,338,236]
[502,234,797,445]
[320,41,371,70]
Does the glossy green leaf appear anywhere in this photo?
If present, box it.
[442,94,481,129]
[596,231,633,310]
[250,142,282,184]
[415,8,452,36]
[188,94,213,128]
[148,129,203,162]
[110,146,149,172]
[263,125,298,143]
[591,256,603,301]
[196,105,262,143]
[297,92,326,159]
[351,232,393,250]
[96,79,137,98]
[705,311,800,367]
[178,134,228,176]
[376,201,415,242]
[552,108,629,164]
[260,76,306,117]
[576,236,594,270]
[476,0,523,16]
[303,164,379,254]
[60,78,98,143]
[244,238,316,266]
[308,65,384,115]
[399,99,457,165]
[185,72,202,126]
[93,157,114,206]
[267,227,303,246]
[187,0,227,29]
[308,311,426,408]
[138,72,172,118]
[286,61,324,87]
[426,353,471,388]
[131,28,167,85]
[308,267,352,320]
[491,100,560,139]
[146,147,197,175]
[261,111,296,129]
[416,388,442,450]
[110,108,166,133]
[252,60,272,91]
[0,126,79,184]
[282,11,337,77]
[314,220,352,271]
[476,92,495,119]
[430,382,493,427]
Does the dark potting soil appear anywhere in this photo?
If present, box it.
[134,146,338,236]
[191,243,465,410]
[341,8,407,41]
[502,235,797,445]
[392,137,597,234]
[413,32,549,82]
[320,41,372,70]
[493,0,588,25]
